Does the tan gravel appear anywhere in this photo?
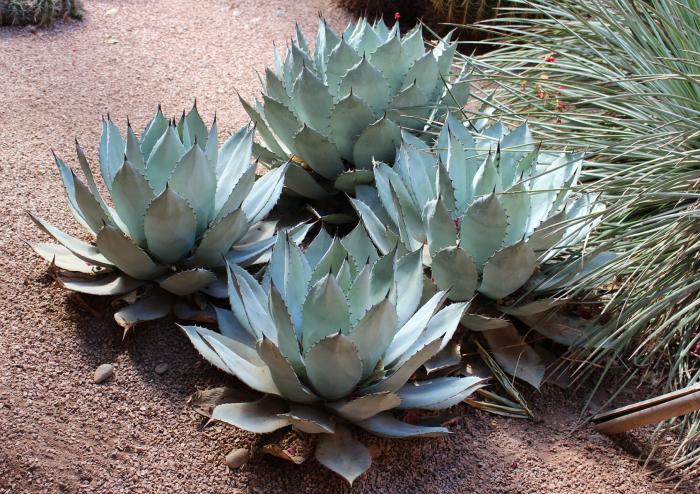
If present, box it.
[0,1,695,492]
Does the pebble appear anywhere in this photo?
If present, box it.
[154,363,168,375]
[225,448,250,469]
[94,364,114,384]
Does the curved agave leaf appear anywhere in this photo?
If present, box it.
[352,116,400,169]
[431,246,478,302]
[57,272,144,296]
[99,117,125,191]
[459,193,507,268]
[292,66,333,134]
[305,332,363,400]
[328,391,401,422]
[241,163,288,224]
[480,241,537,300]
[292,126,344,179]
[111,159,154,247]
[146,123,186,194]
[29,242,105,274]
[396,376,484,409]
[212,396,290,434]
[347,299,398,380]
[337,57,391,114]
[143,187,197,265]
[158,269,217,296]
[168,144,216,235]
[96,224,165,280]
[280,404,334,434]
[29,214,113,267]
[258,338,319,404]
[355,412,449,438]
[186,209,249,268]
[114,289,173,331]
[301,274,350,351]
[315,426,371,486]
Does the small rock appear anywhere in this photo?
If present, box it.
[275,9,285,17]
[232,9,241,17]
[154,363,168,375]
[225,448,250,469]
[105,8,118,16]
[94,364,114,384]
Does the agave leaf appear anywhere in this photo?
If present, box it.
[301,274,351,351]
[241,163,288,224]
[305,332,363,400]
[264,68,291,108]
[374,164,424,243]
[365,339,441,394]
[269,287,305,374]
[271,233,311,331]
[472,152,500,197]
[431,247,478,302]
[325,36,362,97]
[527,209,567,254]
[227,263,276,342]
[393,248,424,327]
[460,193,507,269]
[292,66,333,134]
[143,187,196,265]
[140,106,169,161]
[29,242,104,274]
[181,325,234,373]
[212,396,290,434]
[96,224,165,280]
[315,426,371,486]
[145,124,186,194]
[214,126,254,212]
[342,224,379,272]
[57,272,144,296]
[309,236,346,284]
[388,80,432,131]
[368,250,395,306]
[292,126,344,179]
[314,17,341,76]
[423,198,457,256]
[114,288,173,330]
[356,412,448,438]
[280,404,334,434]
[203,333,280,394]
[347,299,398,380]
[395,142,436,210]
[284,164,332,199]
[461,313,512,332]
[186,209,249,268]
[352,116,401,170]
[499,123,534,187]
[350,198,398,256]
[402,52,440,100]
[158,268,217,296]
[99,117,125,190]
[333,169,374,194]
[75,139,113,217]
[480,241,537,300]
[501,182,531,246]
[337,57,391,114]
[258,338,319,404]
[482,324,544,389]
[111,159,154,247]
[383,291,448,365]
[445,125,479,213]
[239,96,287,158]
[424,341,462,374]
[214,306,256,345]
[29,214,113,267]
[215,166,256,222]
[369,34,406,94]
[397,376,484,409]
[262,96,302,155]
[328,391,401,422]
[347,17,381,55]
[183,105,209,149]
[169,145,216,235]
[408,302,469,356]
[347,264,371,325]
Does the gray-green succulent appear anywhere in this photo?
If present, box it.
[182,225,485,484]
[242,17,470,200]
[352,114,604,388]
[30,104,297,329]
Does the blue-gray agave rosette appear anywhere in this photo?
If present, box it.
[352,114,605,388]
[181,226,485,484]
[243,17,470,199]
[30,104,293,328]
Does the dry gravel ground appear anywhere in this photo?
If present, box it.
[0,1,695,493]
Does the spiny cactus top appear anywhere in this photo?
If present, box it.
[182,225,485,484]
[30,104,293,327]
[243,17,470,199]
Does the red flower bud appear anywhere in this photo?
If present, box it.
[394,12,401,21]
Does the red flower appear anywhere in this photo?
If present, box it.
[544,53,557,63]
[394,12,401,21]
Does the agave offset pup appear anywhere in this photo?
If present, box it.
[30,103,295,331]
[353,113,607,388]
[243,17,470,206]
[182,226,485,484]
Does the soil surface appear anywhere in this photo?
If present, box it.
[0,1,695,493]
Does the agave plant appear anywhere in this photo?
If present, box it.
[30,103,296,330]
[352,114,606,388]
[242,17,470,202]
[182,225,485,484]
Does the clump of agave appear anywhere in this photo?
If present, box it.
[30,103,295,330]
[182,225,485,483]
[242,17,470,201]
[352,114,606,388]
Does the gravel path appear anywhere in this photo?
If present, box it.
[0,1,693,492]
